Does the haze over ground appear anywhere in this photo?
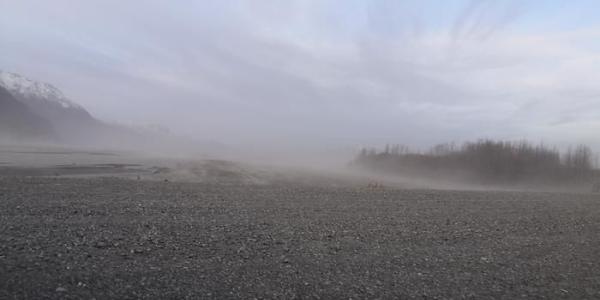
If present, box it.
[2,1,600,160]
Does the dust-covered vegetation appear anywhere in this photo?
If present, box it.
[353,139,599,186]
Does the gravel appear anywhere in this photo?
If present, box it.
[1,176,599,299]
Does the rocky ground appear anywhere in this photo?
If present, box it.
[1,174,599,299]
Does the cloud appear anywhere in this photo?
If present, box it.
[451,0,525,42]
[2,0,600,153]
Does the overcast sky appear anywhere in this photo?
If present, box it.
[2,0,600,153]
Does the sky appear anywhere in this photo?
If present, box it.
[2,0,600,155]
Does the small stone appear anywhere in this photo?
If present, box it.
[95,241,108,249]
[131,248,144,254]
[56,287,67,292]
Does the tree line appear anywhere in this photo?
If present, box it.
[354,139,598,184]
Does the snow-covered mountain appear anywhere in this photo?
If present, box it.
[0,70,95,133]
[0,71,99,142]
[0,70,222,155]
[0,70,171,148]
[0,71,85,111]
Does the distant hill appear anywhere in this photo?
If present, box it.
[0,85,55,141]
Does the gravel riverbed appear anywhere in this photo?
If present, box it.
[1,176,599,299]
